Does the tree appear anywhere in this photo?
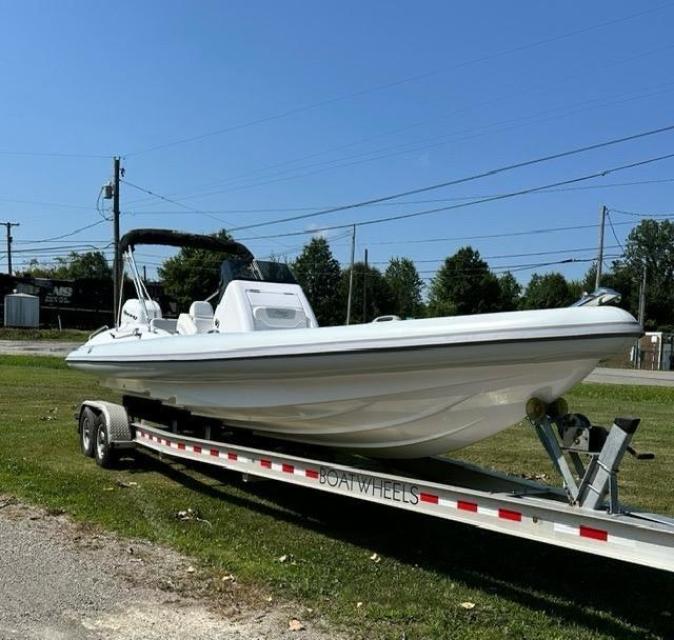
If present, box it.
[158,230,233,310]
[427,247,501,317]
[339,262,394,323]
[520,272,575,309]
[66,251,112,279]
[21,259,56,278]
[291,237,342,326]
[384,257,424,318]
[497,271,521,311]
[613,219,674,329]
[580,263,598,294]
[20,251,111,280]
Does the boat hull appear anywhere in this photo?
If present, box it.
[68,329,636,458]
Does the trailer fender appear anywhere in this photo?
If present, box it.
[77,401,133,447]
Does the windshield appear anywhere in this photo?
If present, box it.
[219,259,297,296]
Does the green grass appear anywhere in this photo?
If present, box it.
[0,327,89,341]
[0,356,672,640]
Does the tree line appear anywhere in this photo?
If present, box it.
[21,219,674,331]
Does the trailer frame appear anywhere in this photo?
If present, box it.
[76,399,674,573]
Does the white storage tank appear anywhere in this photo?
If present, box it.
[4,293,40,328]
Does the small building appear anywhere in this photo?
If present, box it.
[634,332,674,371]
[3,292,40,328]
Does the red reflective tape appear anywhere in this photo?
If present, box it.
[498,508,522,522]
[420,492,439,504]
[227,452,237,461]
[458,500,478,512]
[260,459,272,469]
[165,440,171,447]
[282,463,294,474]
[193,445,202,454]
[177,442,186,450]
[210,448,219,457]
[305,469,319,479]
[580,525,608,541]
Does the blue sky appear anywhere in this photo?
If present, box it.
[1,0,673,286]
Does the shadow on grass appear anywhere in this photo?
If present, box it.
[133,451,673,639]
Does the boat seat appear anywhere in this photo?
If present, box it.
[176,301,214,335]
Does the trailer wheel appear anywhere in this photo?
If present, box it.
[79,407,97,458]
[94,416,119,469]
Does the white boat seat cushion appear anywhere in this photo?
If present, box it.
[177,301,214,335]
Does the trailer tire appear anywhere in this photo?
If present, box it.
[94,416,119,469]
[79,407,97,458]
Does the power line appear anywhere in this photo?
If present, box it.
[367,220,654,245]
[152,255,617,277]
[369,245,622,265]
[121,177,298,253]
[125,66,674,206]
[121,179,233,226]
[2,243,111,256]
[227,123,674,233]
[278,243,622,266]
[15,238,109,245]
[122,2,673,158]
[121,177,674,216]
[125,42,674,209]
[609,207,674,218]
[0,150,109,159]
[237,152,674,241]
[605,211,625,253]
[0,197,95,210]
[158,82,674,205]
[21,220,108,244]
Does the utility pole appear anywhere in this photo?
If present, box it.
[362,248,368,323]
[112,156,121,320]
[346,224,356,325]
[2,222,20,275]
[634,263,647,369]
[638,263,647,328]
[595,205,607,290]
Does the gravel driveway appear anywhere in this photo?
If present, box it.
[0,498,337,640]
[0,340,82,357]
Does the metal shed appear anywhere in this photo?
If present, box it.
[4,292,39,327]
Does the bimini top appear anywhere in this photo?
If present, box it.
[119,228,254,261]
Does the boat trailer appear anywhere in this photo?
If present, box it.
[76,397,674,573]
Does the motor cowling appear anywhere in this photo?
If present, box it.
[120,299,162,326]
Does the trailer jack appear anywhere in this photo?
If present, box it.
[527,397,653,513]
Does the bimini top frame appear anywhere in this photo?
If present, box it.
[115,228,255,327]
[119,228,254,260]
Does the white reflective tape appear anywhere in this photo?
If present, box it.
[608,534,637,548]
[479,506,499,518]
[438,497,457,509]
[554,523,578,536]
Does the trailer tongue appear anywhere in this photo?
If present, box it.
[76,396,674,573]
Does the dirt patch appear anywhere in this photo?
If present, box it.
[0,497,341,640]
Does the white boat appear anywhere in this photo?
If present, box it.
[66,229,641,458]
